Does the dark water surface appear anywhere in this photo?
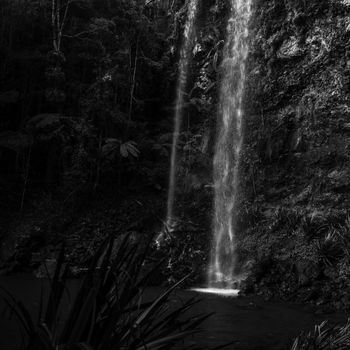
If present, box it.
[0,275,348,350]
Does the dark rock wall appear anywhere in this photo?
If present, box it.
[238,0,350,305]
[178,0,350,303]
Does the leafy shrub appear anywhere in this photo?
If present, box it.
[316,232,344,267]
[291,319,350,350]
[2,234,209,350]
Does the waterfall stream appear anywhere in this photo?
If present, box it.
[163,0,252,294]
[166,0,198,228]
[208,0,252,290]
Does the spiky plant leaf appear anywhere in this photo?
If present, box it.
[291,319,350,350]
[2,234,208,350]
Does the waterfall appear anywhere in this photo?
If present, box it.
[208,0,252,289]
[166,0,198,229]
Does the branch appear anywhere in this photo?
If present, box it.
[63,29,98,39]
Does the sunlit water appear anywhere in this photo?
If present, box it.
[191,287,240,297]
[166,0,198,228]
[209,0,252,289]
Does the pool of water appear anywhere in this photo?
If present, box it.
[0,275,347,350]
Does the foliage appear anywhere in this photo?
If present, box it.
[2,234,209,350]
[0,0,175,217]
[155,218,209,286]
[240,210,350,308]
[291,319,350,350]
[103,139,140,159]
[316,231,344,268]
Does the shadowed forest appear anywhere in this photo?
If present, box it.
[1,0,350,349]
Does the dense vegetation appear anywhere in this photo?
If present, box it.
[2,0,350,316]
[0,0,179,274]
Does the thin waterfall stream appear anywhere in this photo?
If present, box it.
[163,0,252,294]
[158,0,198,244]
[195,0,252,295]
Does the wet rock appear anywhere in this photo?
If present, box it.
[277,37,305,59]
[341,0,350,7]
[328,169,350,193]
[294,186,312,204]
[68,266,88,277]
[240,274,255,294]
[34,258,58,278]
[289,128,305,152]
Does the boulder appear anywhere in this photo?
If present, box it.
[277,37,305,59]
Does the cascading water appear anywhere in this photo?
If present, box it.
[208,0,252,292]
[165,0,198,229]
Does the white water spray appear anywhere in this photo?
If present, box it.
[166,0,198,229]
[208,0,252,290]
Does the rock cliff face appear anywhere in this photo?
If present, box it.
[178,0,350,304]
[238,0,350,305]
